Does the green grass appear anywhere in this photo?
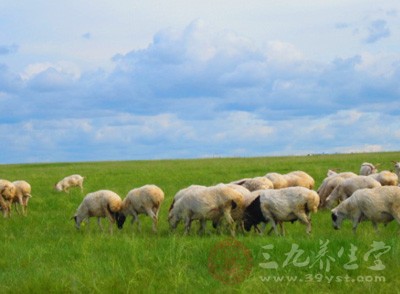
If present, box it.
[1,152,400,293]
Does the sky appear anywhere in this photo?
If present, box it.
[1,0,400,164]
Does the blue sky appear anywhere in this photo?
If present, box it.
[1,1,400,164]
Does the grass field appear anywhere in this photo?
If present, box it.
[1,152,400,293]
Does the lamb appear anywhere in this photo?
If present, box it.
[331,186,400,233]
[317,172,358,208]
[116,185,164,232]
[359,162,378,175]
[0,179,16,217]
[325,176,381,208]
[168,184,244,236]
[72,190,122,233]
[368,171,398,186]
[243,187,320,235]
[55,174,84,193]
[231,176,273,191]
[12,180,32,216]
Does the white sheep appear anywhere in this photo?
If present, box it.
[168,184,244,236]
[283,171,315,189]
[231,176,274,191]
[317,172,358,208]
[72,190,122,233]
[12,180,32,216]
[359,162,378,175]
[325,176,381,208]
[0,179,16,217]
[368,170,398,186]
[243,187,320,235]
[393,161,400,180]
[331,186,400,233]
[264,172,288,189]
[116,185,164,232]
[55,174,84,193]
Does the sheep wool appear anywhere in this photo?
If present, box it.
[55,174,85,193]
[0,179,16,217]
[12,180,32,216]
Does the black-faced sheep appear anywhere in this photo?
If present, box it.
[72,190,122,233]
[55,174,84,193]
[331,186,400,233]
[243,187,320,235]
[116,185,164,232]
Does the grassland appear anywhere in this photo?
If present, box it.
[1,152,400,293]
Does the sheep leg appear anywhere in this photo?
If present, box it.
[97,217,104,232]
[184,215,193,235]
[223,210,235,237]
[198,219,206,235]
[295,213,312,234]
[145,207,158,233]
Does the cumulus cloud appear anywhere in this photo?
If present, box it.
[1,19,400,163]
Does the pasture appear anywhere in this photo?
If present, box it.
[1,152,400,293]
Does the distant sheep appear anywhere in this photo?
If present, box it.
[117,185,164,232]
[55,174,84,193]
[331,186,400,233]
[231,177,273,191]
[12,180,32,216]
[168,184,244,236]
[359,162,378,176]
[283,171,315,189]
[368,171,398,186]
[0,179,16,217]
[264,172,288,189]
[392,161,400,181]
[317,172,358,208]
[243,187,320,235]
[72,190,122,233]
[325,176,381,208]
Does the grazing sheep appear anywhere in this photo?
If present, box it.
[325,176,381,208]
[264,172,288,189]
[359,162,378,176]
[317,172,358,208]
[72,190,122,233]
[168,184,244,236]
[368,171,398,186]
[0,179,16,217]
[331,186,400,233]
[55,174,84,193]
[283,171,315,189]
[116,185,164,232]
[12,180,32,216]
[243,187,320,235]
[231,177,273,191]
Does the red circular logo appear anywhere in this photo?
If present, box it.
[208,239,253,285]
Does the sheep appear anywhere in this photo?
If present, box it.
[55,174,84,193]
[0,179,16,217]
[325,176,381,208]
[116,185,164,232]
[243,187,320,235]
[283,171,315,189]
[331,186,400,233]
[265,171,315,189]
[317,172,358,208]
[231,176,273,191]
[359,162,378,175]
[168,184,244,236]
[72,190,122,233]
[264,172,288,189]
[368,170,398,186]
[12,180,32,216]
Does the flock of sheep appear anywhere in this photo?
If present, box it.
[2,162,400,236]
